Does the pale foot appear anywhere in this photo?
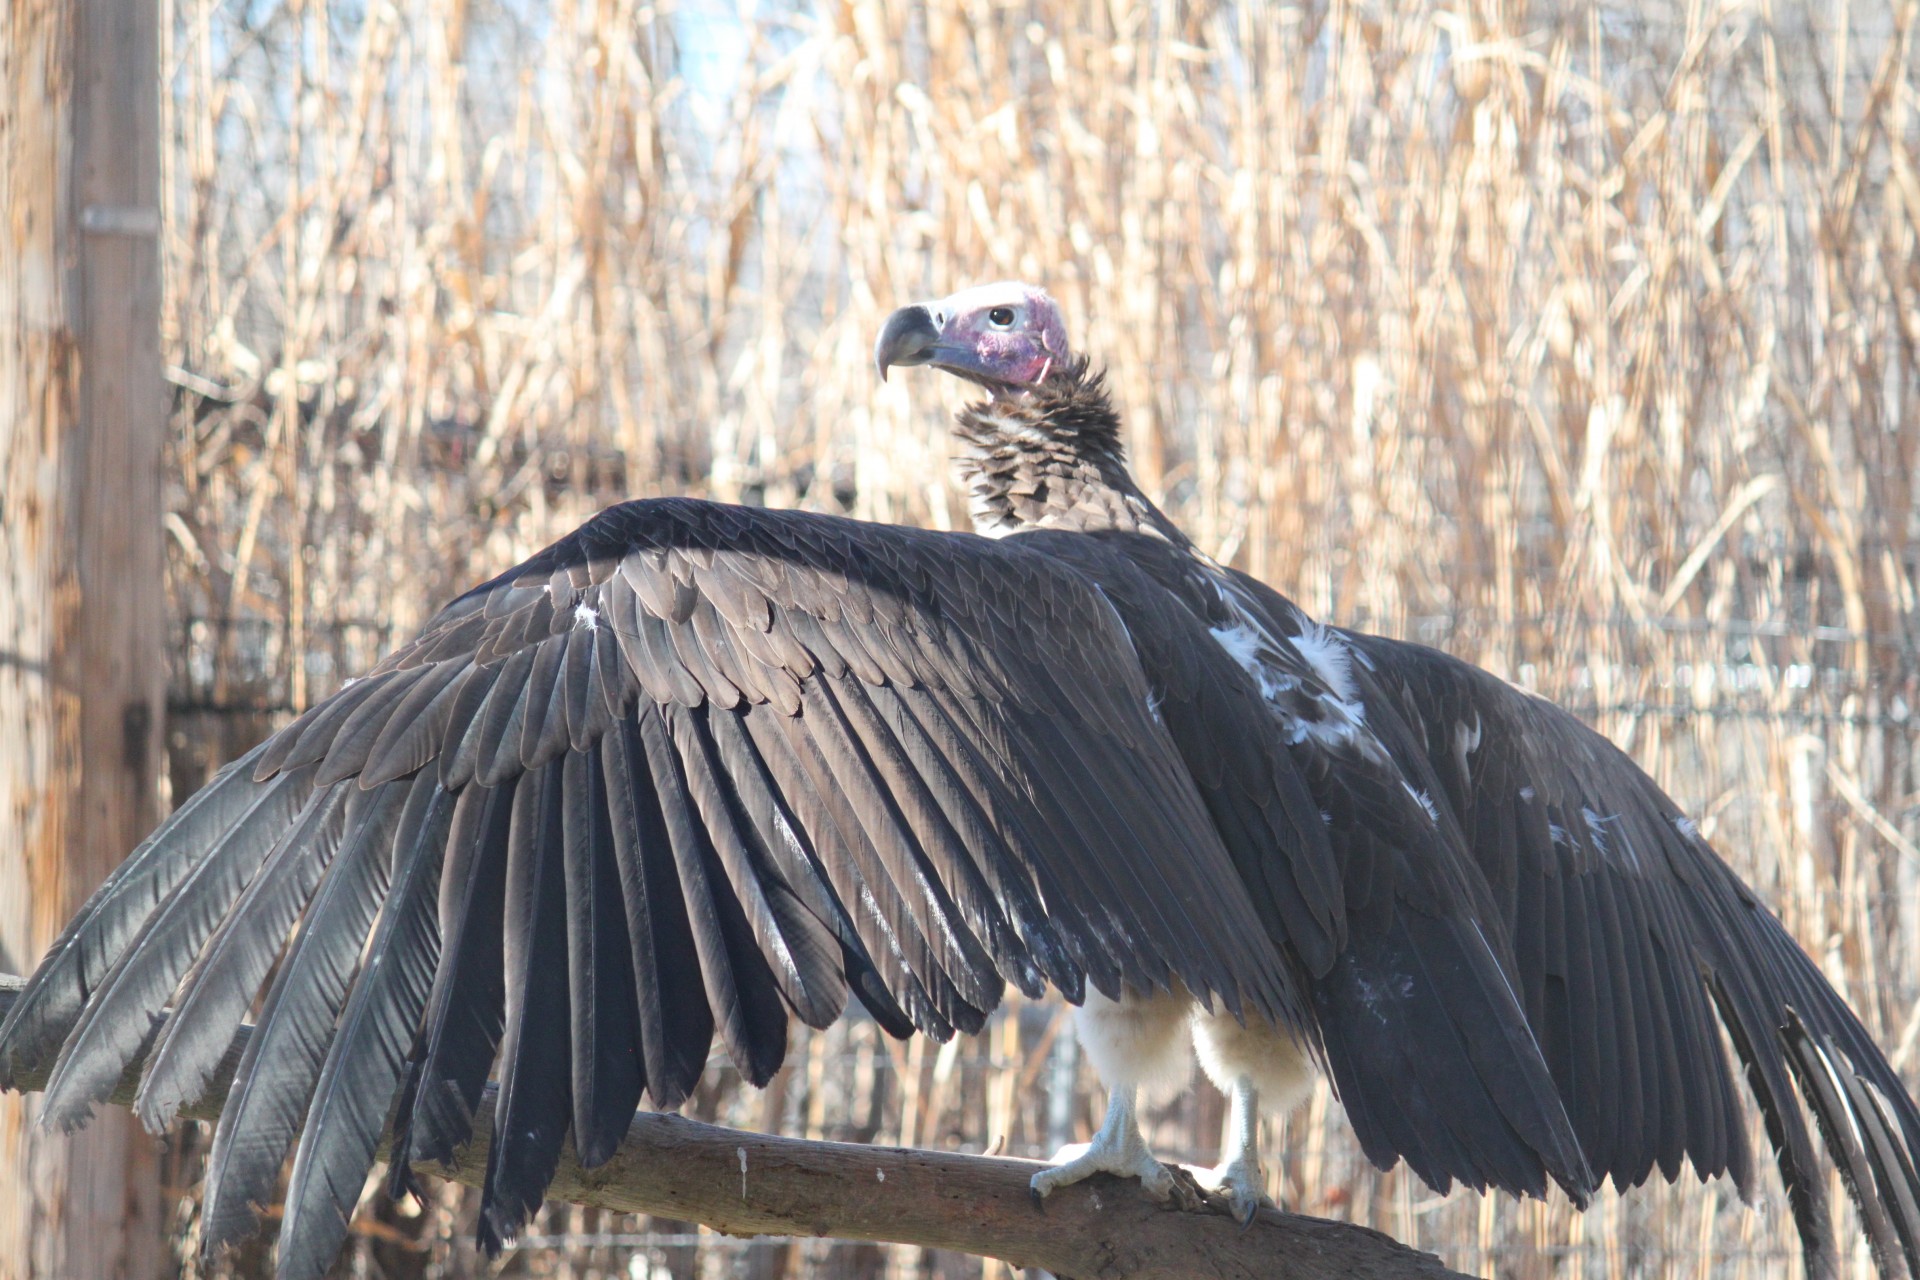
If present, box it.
[1031,1136,1176,1202]
[1195,1155,1271,1228]
[1029,1086,1174,1203]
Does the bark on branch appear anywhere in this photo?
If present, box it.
[0,975,1470,1279]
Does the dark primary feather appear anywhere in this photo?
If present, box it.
[37,764,318,1129]
[398,780,514,1170]
[137,783,352,1131]
[276,776,452,1280]
[561,744,646,1168]
[199,780,409,1253]
[0,743,275,1089]
[479,764,574,1249]
[600,716,714,1109]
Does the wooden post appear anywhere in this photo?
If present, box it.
[0,1,168,1277]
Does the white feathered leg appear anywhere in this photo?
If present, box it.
[1030,986,1191,1202]
[1191,1003,1317,1225]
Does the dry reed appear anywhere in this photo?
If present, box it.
[138,0,1920,1276]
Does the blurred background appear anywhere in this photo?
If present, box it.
[75,0,1920,1274]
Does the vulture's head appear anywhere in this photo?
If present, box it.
[874,282,1068,391]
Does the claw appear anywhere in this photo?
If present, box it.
[1195,1155,1269,1226]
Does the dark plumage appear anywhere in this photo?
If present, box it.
[1,280,1915,1280]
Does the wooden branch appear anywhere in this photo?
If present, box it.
[0,976,1470,1279]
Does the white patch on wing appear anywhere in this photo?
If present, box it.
[1288,620,1359,704]
[1208,618,1299,702]
[1207,581,1381,761]
[1673,814,1700,841]
[573,602,601,631]
[1402,781,1440,825]
[1518,785,1537,802]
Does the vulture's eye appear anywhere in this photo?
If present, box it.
[987,306,1015,327]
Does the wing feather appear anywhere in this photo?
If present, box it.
[601,717,713,1108]
[137,783,352,1130]
[0,743,273,1087]
[37,765,318,1128]
[478,763,573,1249]
[199,778,408,1254]
[276,775,451,1280]
[398,779,513,1169]
[561,744,646,1167]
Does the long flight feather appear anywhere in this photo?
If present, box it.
[37,764,318,1128]
[137,783,352,1130]
[0,743,273,1086]
[197,779,408,1256]
[275,775,452,1280]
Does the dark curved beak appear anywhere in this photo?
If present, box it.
[874,304,943,381]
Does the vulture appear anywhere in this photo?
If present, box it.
[4,280,1918,1279]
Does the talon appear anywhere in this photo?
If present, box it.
[1138,1162,1175,1201]
[1196,1154,1270,1226]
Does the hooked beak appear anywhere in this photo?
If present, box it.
[874,304,945,381]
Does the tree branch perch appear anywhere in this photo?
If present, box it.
[0,976,1470,1279]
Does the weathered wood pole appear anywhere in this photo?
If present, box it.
[0,1,168,1276]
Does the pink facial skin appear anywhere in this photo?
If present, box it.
[932,283,1067,386]
[874,282,1070,390]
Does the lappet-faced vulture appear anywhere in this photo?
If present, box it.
[5,282,1918,1278]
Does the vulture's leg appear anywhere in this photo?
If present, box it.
[1191,1003,1317,1225]
[1029,987,1191,1203]
[1200,1074,1265,1227]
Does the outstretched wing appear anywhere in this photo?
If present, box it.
[0,497,1298,1280]
[1347,628,1920,1280]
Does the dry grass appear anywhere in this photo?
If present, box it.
[147,0,1920,1276]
